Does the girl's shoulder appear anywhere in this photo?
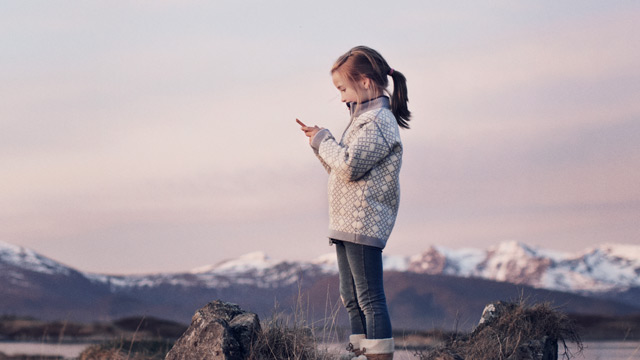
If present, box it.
[354,107,395,128]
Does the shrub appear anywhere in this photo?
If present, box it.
[419,302,583,360]
[246,301,339,360]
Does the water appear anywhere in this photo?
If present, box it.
[578,341,640,360]
[0,342,89,358]
[328,341,640,360]
[0,341,638,359]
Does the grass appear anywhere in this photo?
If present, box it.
[246,315,336,360]
[2,291,596,360]
[415,301,583,360]
[245,285,342,360]
[79,287,344,360]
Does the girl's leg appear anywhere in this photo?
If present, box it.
[334,240,367,336]
[343,241,392,340]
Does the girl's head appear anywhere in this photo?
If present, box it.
[331,46,411,129]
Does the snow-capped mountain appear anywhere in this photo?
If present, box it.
[176,240,640,295]
[398,241,640,294]
[2,240,638,295]
[1,240,639,327]
[0,241,73,276]
[82,250,338,291]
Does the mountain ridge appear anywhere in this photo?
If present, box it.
[3,240,640,294]
[1,240,638,329]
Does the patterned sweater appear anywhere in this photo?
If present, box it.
[310,96,402,249]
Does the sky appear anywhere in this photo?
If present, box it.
[1,1,639,274]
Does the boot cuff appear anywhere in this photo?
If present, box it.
[360,338,394,354]
[349,334,366,347]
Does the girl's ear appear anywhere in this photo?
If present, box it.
[361,77,371,90]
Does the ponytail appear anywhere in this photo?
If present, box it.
[332,46,411,130]
[389,69,411,129]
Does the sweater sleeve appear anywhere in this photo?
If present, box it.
[310,129,332,173]
[312,119,392,182]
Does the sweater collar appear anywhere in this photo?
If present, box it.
[347,96,390,118]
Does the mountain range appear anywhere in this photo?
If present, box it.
[1,240,638,331]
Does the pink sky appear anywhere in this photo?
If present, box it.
[1,2,639,274]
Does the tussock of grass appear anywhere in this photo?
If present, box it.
[247,294,340,360]
[247,316,334,360]
[418,302,583,360]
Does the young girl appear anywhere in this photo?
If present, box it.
[299,46,410,360]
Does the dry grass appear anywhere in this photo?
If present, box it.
[418,301,583,360]
[247,315,336,360]
[79,287,343,360]
[246,287,342,360]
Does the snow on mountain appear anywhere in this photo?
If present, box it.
[406,241,640,294]
[2,240,639,296]
[410,245,486,276]
[190,251,276,274]
[0,241,72,276]
[474,241,552,285]
[180,240,640,295]
[309,252,339,273]
[578,244,640,285]
[383,254,410,271]
[540,243,640,293]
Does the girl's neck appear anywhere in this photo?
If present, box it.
[347,96,390,118]
[359,95,387,105]
[360,87,380,104]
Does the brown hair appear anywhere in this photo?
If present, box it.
[331,46,411,129]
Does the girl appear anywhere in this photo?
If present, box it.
[299,46,410,360]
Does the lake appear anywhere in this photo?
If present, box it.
[395,341,640,360]
[0,341,638,359]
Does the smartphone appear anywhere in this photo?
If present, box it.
[296,118,307,127]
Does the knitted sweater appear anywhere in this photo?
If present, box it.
[310,96,402,249]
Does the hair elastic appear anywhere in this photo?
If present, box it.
[388,68,394,76]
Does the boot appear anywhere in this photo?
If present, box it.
[339,334,366,360]
[359,338,394,360]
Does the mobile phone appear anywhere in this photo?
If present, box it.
[296,118,307,127]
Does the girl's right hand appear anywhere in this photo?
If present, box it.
[301,125,322,144]
[297,118,322,144]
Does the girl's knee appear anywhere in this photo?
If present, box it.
[341,294,360,310]
[360,296,388,314]
[357,291,387,308]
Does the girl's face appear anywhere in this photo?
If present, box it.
[332,71,372,104]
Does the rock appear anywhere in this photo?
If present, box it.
[165,300,261,360]
[476,301,516,329]
[229,312,261,355]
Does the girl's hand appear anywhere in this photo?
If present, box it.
[302,126,322,144]
[302,125,320,136]
[298,119,322,144]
